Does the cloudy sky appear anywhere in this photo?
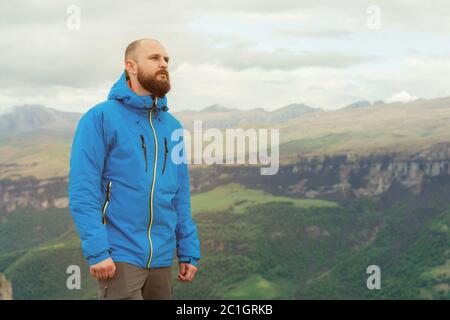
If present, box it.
[1,0,450,113]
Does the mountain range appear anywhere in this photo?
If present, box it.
[1,96,450,180]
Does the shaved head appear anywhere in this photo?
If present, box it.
[125,38,161,61]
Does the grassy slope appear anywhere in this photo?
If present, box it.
[0,134,71,180]
[277,98,450,159]
[191,183,337,214]
[296,206,450,299]
[0,184,337,299]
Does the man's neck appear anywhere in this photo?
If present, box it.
[128,77,152,96]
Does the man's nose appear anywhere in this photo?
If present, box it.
[160,58,168,69]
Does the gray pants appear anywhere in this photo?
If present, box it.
[97,262,173,300]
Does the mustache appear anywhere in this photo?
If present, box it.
[156,70,169,76]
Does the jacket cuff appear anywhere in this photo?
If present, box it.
[87,250,111,266]
[178,256,199,267]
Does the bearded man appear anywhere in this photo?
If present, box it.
[68,38,201,300]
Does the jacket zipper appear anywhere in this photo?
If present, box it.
[146,98,158,268]
[162,137,168,175]
[101,181,112,225]
[140,134,148,172]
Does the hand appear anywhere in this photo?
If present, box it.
[90,257,116,281]
[177,262,197,282]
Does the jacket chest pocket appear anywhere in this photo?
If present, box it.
[138,132,179,193]
[140,134,171,174]
[162,137,169,175]
[140,134,148,172]
[159,137,180,194]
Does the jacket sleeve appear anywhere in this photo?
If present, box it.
[68,108,112,266]
[174,133,201,267]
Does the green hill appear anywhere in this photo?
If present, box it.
[1,183,448,299]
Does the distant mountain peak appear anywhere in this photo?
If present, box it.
[342,100,387,110]
[14,104,47,110]
[373,100,385,106]
[343,100,372,110]
[267,103,318,122]
[201,104,233,113]
[0,104,81,139]
[273,103,315,112]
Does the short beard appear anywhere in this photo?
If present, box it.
[137,68,171,98]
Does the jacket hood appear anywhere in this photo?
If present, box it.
[107,71,169,113]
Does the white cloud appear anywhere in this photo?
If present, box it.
[0,0,449,112]
[386,91,419,103]
[170,62,384,111]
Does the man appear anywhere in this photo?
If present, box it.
[68,39,200,300]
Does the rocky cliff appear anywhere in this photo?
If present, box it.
[189,142,450,200]
[1,143,450,214]
[0,273,13,300]
[0,176,68,214]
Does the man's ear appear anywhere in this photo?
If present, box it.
[125,59,137,76]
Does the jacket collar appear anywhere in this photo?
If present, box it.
[107,71,169,113]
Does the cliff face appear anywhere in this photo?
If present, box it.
[286,143,450,198]
[1,144,450,214]
[0,176,68,214]
[0,273,13,300]
[189,143,450,200]
[286,157,449,199]
[288,143,450,199]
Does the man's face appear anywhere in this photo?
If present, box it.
[135,41,171,98]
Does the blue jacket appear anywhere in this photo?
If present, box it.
[68,71,200,269]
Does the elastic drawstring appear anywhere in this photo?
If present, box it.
[152,95,169,121]
[151,95,159,120]
[150,103,168,122]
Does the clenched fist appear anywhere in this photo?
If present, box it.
[177,262,197,282]
[90,258,116,281]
